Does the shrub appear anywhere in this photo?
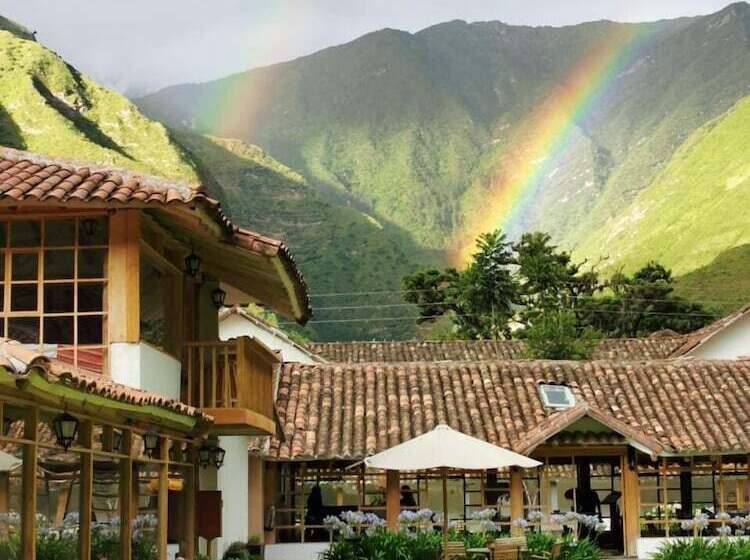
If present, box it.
[651,537,750,560]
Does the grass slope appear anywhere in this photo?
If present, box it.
[175,132,440,340]
[0,29,198,181]
[575,95,750,277]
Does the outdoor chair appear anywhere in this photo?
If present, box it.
[445,541,468,560]
[492,537,527,560]
[529,542,562,560]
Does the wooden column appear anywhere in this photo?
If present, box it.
[157,437,169,560]
[108,209,141,344]
[79,421,94,560]
[248,456,265,539]
[386,470,400,531]
[182,448,197,560]
[510,468,524,536]
[120,430,134,560]
[621,454,641,557]
[264,463,277,544]
[22,408,38,560]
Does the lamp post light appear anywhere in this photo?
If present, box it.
[184,250,201,277]
[143,429,160,458]
[211,286,227,309]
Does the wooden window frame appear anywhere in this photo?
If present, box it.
[0,216,108,371]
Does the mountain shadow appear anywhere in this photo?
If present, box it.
[31,77,131,158]
[675,244,750,315]
[0,102,25,149]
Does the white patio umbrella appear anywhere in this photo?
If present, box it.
[364,424,541,559]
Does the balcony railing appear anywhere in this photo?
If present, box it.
[182,337,276,435]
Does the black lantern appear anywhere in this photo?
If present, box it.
[81,218,98,237]
[143,429,160,458]
[198,443,212,468]
[52,412,79,451]
[112,430,123,453]
[211,286,227,309]
[184,250,201,277]
[197,441,226,469]
[212,445,226,469]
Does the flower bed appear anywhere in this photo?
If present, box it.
[320,509,603,560]
[0,512,158,560]
[651,537,750,560]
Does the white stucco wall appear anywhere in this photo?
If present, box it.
[220,313,319,364]
[688,314,750,359]
[110,342,182,400]
[265,543,330,560]
[216,435,250,555]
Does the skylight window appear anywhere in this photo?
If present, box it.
[539,384,575,409]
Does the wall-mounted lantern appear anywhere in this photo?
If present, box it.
[112,430,123,453]
[143,429,160,458]
[211,286,227,309]
[198,441,226,469]
[52,412,80,451]
[184,250,201,277]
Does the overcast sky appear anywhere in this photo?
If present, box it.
[0,0,735,96]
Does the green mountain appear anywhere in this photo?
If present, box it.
[176,132,439,340]
[0,21,434,340]
[578,94,750,275]
[0,27,199,181]
[137,2,750,266]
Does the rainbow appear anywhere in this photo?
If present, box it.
[449,23,650,267]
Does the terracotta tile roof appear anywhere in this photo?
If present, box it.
[670,304,750,357]
[270,359,750,460]
[0,339,210,422]
[0,148,310,322]
[308,336,687,363]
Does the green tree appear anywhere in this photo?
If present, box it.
[523,310,599,360]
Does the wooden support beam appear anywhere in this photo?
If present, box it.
[386,470,400,531]
[158,437,169,560]
[79,420,94,560]
[264,463,277,544]
[182,448,197,560]
[621,454,641,557]
[248,456,265,540]
[22,407,38,560]
[120,429,134,560]
[510,468,524,537]
[108,209,141,344]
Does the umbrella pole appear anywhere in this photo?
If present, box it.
[442,467,448,560]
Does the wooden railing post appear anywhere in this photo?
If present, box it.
[22,407,38,560]
[120,429,134,560]
[157,437,169,560]
[79,420,94,560]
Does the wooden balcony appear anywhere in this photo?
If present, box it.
[182,337,278,435]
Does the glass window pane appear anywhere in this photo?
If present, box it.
[11,252,37,280]
[11,284,37,311]
[78,315,103,344]
[8,317,39,343]
[10,220,40,247]
[78,283,104,312]
[44,249,74,280]
[44,220,76,247]
[43,316,74,345]
[0,251,4,278]
[79,217,108,246]
[44,283,74,313]
[0,221,6,246]
[79,249,106,278]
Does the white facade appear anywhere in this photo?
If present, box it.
[219,307,322,364]
[686,313,750,359]
[109,341,182,400]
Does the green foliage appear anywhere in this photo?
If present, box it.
[651,537,750,560]
[223,540,251,560]
[523,311,598,360]
[320,529,442,560]
[560,538,602,560]
[406,231,713,345]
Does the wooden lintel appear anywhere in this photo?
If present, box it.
[203,407,276,436]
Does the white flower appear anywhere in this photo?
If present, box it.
[718,525,732,537]
[527,510,544,523]
[716,512,732,522]
[594,522,608,533]
[511,518,529,529]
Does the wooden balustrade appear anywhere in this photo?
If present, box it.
[182,337,276,435]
